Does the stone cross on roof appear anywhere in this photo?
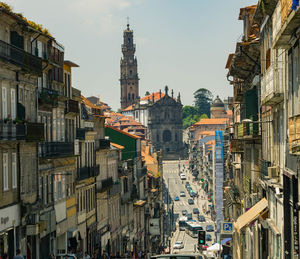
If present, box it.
[165,85,169,95]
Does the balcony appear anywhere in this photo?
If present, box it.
[77,166,99,181]
[109,183,122,196]
[0,39,42,75]
[76,128,86,140]
[137,167,147,179]
[230,139,244,153]
[39,142,74,158]
[261,160,271,178]
[38,88,58,110]
[234,84,244,103]
[0,122,44,141]
[261,67,284,106]
[95,139,110,150]
[98,177,113,192]
[121,192,131,204]
[65,99,79,114]
[273,0,300,48]
[234,122,260,140]
[289,114,300,155]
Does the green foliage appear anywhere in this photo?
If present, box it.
[200,113,208,119]
[145,91,150,96]
[182,105,199,119]
[117,108,122,113]
[183,114,201,129]
[194,88,213,118]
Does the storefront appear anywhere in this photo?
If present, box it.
[0,204,20,259]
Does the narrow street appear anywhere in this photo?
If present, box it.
[163,160,216,254]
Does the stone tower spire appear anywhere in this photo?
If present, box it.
[120,23,139,109]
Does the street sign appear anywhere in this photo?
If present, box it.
[222,222,233,234]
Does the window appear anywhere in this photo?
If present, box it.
[157,134,160,142]
[11,89,16,120]
[175,133,178,142]
[2,87,7,119]
[163,130,172,142]
[128,93,131,100]
[39,176,43,201]
[132,93,135,100]
[12,152,17,189]
[130,70,132,76]
[2,153,8,191]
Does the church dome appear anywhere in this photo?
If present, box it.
[211,95,225,109]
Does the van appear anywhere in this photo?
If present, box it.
[180,173,186,180]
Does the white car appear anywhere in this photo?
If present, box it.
[180,173,186,180]
[173,241,184,249]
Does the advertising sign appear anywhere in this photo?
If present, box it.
[149,218,160,236]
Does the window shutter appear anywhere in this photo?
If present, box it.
[3,153,8,191]
[12,153,17,189]
[11,88,16,120]
[2,87,7,119]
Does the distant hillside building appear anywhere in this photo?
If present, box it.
[147,86,183,160]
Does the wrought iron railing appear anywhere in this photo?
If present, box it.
[39,142,74,158]
[0,39,42,75]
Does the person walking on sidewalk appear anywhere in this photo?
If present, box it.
[13,249,24,259]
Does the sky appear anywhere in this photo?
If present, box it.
[9,0,257,110]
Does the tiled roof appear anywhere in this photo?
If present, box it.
[198,131,215,136]
[105,125,141,139]
[123,105,133,111]
[194,118,229,126]
[141,92,165,101]
[81,95,102,110]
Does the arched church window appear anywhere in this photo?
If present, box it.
[130,70,133,76]
[163,130,171,142]
[157,134,159,142]
[128,93,131,100]
[132,93,135,100]
[128,38,131,43]
[175,133,178,141]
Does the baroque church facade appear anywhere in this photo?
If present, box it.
[120,24,183,159]
[147,87,183,160]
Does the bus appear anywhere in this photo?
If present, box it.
[185,221,203,238]
[178,216,187,231]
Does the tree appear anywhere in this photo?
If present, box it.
[200,113,208,119]
[182,105,199,120]
[193,88,213,118]
[145,91,150,96]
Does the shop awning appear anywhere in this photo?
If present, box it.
[134,200,146,206]
[235,198,268,230]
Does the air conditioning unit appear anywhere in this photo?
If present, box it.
[268,166,279,178]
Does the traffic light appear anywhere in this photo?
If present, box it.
[198,230,206,245]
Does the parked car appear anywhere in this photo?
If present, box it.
[174,196,180,201]
[198,215,206,222]
[182,209,188,215]
[180,191,186,197]
[193,208,199,214]
[206,234,212,241]
[206,225,214,232]
[180,173,186,180]
[188,198,194,205]
[186,213,193,220]
[173,241,184,249]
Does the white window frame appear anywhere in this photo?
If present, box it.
[3,153,8,191]
[12,152,17,189]
[11,88,16,120]
[2,86,7,119]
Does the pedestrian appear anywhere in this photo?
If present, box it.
[146,250,151,259]
[13,249,24,259]
[84,252,91,259]
[50,253,56,259]
[138,251,142,259]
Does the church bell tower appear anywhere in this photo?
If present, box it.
[120,23,139,109]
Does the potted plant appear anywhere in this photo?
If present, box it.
[4,114,11,123]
